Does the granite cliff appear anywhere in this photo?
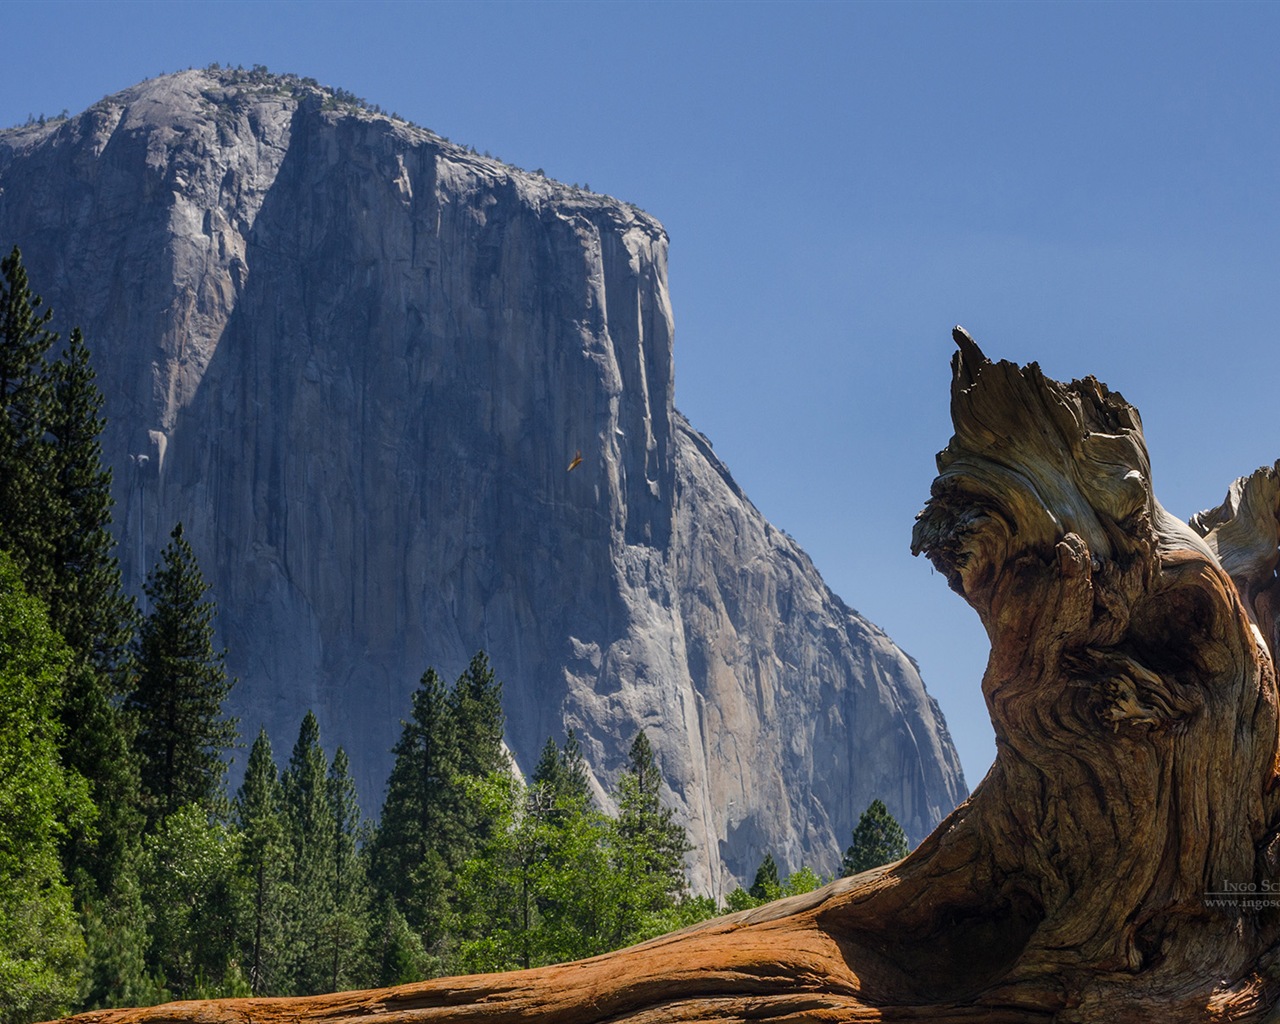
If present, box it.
[0,69,965,893]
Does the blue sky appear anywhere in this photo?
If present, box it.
[3,1,1277,788]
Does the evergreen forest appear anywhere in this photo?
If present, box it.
[0,248,907,1023]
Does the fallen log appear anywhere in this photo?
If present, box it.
[64,329,1280,1023]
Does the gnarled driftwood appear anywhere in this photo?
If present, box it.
[64,330,1280,1023]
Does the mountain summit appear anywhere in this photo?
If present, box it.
[0,68,965,891]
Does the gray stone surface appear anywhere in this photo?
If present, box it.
[0,69,966,894]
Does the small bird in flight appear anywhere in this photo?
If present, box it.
[567,450,583,472]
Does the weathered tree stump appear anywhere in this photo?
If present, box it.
[66,331,1280,1023]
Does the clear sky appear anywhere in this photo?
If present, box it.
[2,0,1277,788]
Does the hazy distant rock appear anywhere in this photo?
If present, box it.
[0,68,965,892]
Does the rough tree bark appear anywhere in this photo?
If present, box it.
[66,331,1280,1023]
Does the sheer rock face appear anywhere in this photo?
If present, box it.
[0,69,965,890]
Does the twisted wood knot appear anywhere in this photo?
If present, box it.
[1065,648,1200,732]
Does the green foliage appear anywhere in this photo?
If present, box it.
[783,865,823,896]
[280,712,337,994]
[0,553,89,1023]
[278,715,372,995]
[524,791,614,962]
[368,896,430,987]
[722,885,757,913]
[235,730,288,996]
[606,731,694,945]
[42,326,145,1003]
[519,732,618,963]
[748,853,780,902]
[372,683,708,977]
[0,249,146,1012]
[77,864,149,1011]
[325,747,372,991]
[128,523,238,826]
[532,736,567,798]
[725,857,825,912]
[452,755,616,973]
[531,729,590,815]
[450,652,506,793]
[369,667,461,955]
[450,772,527,974]
[0,247,59,600]
[234,725,372,998]
[140,805,248,1000]
[43,326,135,677]
[842,798,908,876]
[44,326,138,840]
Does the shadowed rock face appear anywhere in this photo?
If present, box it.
[0,69,964,892]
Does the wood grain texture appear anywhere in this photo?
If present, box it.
[61,330,1280,1023]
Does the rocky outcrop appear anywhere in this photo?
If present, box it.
[0,69,965,892]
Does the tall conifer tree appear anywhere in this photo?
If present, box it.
[235,730,288,996]
[560,730,590,803]
[44,326,135,674]
[532,737,562,792]
[325,747,371,991]
[0,246,58,598]
[45,328,145,999]
[841,798,908,876]
[531,729,591,824]
[370,667,460,958]
[281,711,337,994]
[128,523,237,827]
[748,853,781,902]
[450,651,505,780]
[449,651,506,857]
[607,731,693,945]
[0,251,145,1004]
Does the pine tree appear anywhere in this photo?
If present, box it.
[560,730,590,801]
[607,731,693,946]
[128,523,238,827]
[368,895,428,987]
[725,858,823,913]
[448,651,509,881]
[841,798,908,876]
[531,736,564,797]
[748,853,781,902]
[0,249,146,1009]
[450,651,505,781]
[0,251,134,683]
[531,729,591,818]
[324,747,371,991]
[369,668,460,960]
[133,530,243,997]
[44,327,135,675]
[234,730,288,996]
[0,246,58,599]
[280,711,337,995]
[44,327,146,1004]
